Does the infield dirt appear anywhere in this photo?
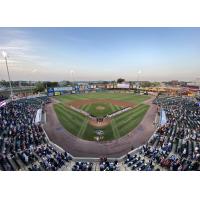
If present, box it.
[68,98,135,108]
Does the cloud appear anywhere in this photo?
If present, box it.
[0,28,55,80]
[31,69,38,73]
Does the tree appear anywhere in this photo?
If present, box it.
[140,81,161,88]
[58,80,72,86]
[117,78,125,83]
[141,81,151,87]
[0,80,9,87]
[45,81,59,88]
[34,82,45,93]
[152,82,160,87]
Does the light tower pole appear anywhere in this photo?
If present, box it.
[137,70,142,93]
[70,70,76,86]
[1,51,13,98]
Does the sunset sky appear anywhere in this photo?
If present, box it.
[0,27,200,82]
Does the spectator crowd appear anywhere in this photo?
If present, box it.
[1,95,200,171]
[0,96,71,171]
[124,96,200,171]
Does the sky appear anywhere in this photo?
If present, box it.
[0,27,200,82]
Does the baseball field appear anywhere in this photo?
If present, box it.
[53,92,150,141]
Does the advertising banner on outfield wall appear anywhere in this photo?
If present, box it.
[89,85,96,89]
[74,85,80,90]
[48,88,54,93]
[54,87,73,92]
[54,91,61,96]
[117,83,130,89]
[48,92,54,97]
[84,85,90,91]
[47,88,54,96]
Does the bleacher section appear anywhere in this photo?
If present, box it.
[1,95,200,171]
[0,96,71,171]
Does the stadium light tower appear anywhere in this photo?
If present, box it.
[137,70,142,90]
[1,51,13,98]
[70,69,75,85]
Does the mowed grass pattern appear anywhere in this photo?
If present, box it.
[54,92,150,141]
[55,92,149,104]
[113,104,150,137]
[54,104,87,134]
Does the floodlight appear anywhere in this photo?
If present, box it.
[2,51,7,58]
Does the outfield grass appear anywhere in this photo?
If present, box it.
[55,91,150,104]
[53,92,150,141]
[54,104,87,135]
[112,104,150,137]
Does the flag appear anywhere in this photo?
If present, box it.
[160,108,167,126]
[0,100,7,107]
